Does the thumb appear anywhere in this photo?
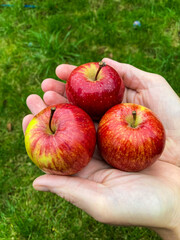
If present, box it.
[33,174,106,221]
[102,58,165,90]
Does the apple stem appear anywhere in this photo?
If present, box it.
[49,107,56,134]
[95,61,106,81]
[132,110,137,128]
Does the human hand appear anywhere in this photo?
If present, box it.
[22,58,180,239]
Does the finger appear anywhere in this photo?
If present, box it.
[33,174,105,220]
[56,64,76,81]
[43,91,68,106]
[26,94,47,115]
[22,114,34,134]
[74,157,111,180]
[41,78,66,97]
[102,58,164,90]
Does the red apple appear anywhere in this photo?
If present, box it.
[97,103,166,172]
[25,103,96,175]
[66,61,125,121]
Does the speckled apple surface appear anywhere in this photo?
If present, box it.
[66,62,125,120]
[25,103,96,175]
[97,103,166,172]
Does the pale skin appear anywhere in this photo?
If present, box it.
[22,58,180,239]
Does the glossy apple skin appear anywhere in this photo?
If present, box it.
[25,104,96,175]
[97,103,166,172]
[66,62,125,121]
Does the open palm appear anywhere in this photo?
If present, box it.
[23,58,180,238]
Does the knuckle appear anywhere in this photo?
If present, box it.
[153,73,166,82]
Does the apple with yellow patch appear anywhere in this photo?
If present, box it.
[97,103,166,172]
[25,103,96,175]
[66,61,125,121]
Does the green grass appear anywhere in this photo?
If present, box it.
[0,0,179,239]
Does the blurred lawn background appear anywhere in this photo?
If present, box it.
[0,0,180,239]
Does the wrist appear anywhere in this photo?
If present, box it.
[152,226,180,240]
